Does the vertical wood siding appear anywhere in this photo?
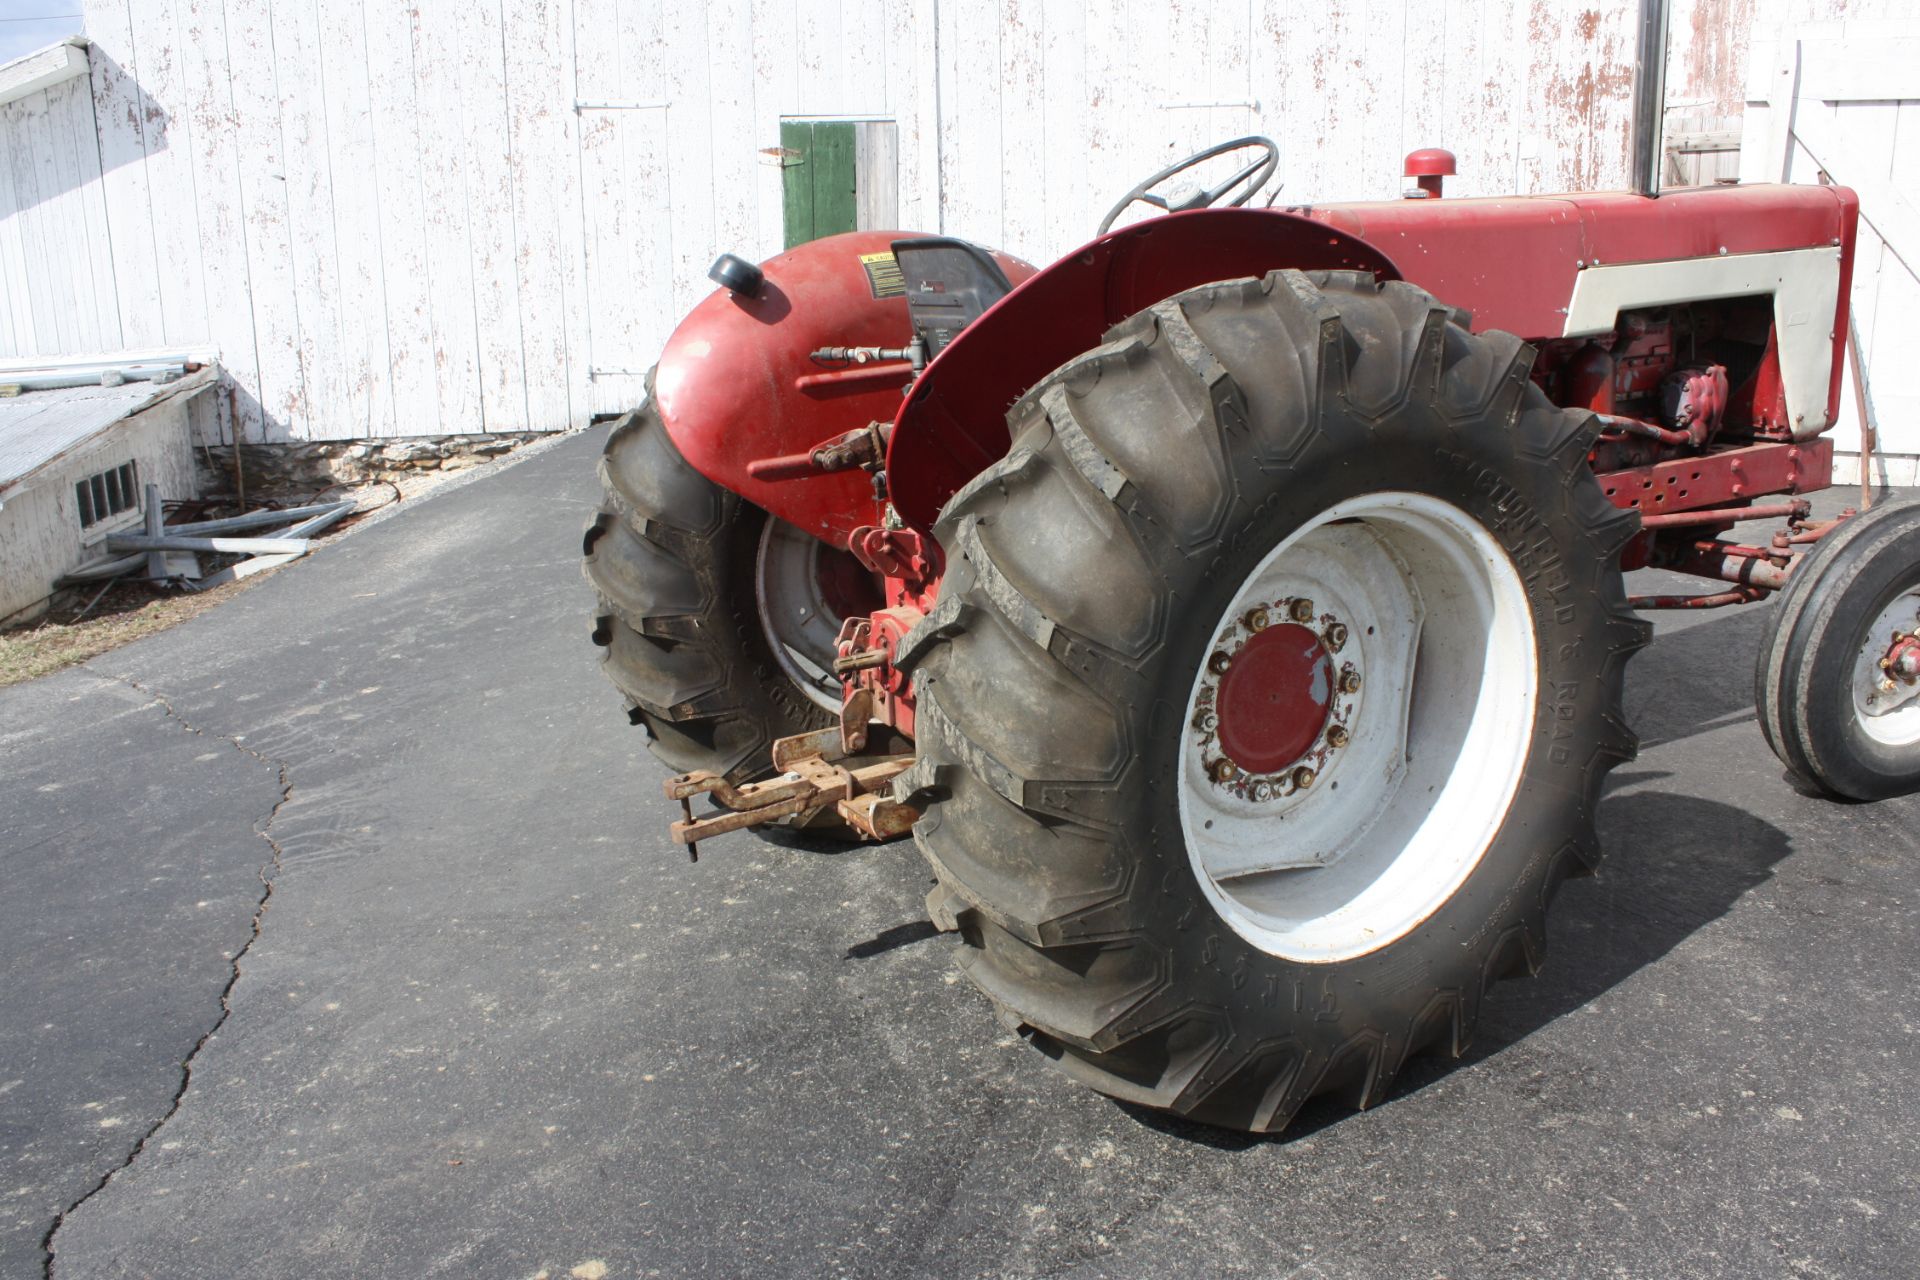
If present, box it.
[1741,16,1920,472]
[0,0,1893,441]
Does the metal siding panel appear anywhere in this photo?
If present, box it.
[271,0,345,440]
[454,0,529,434]
[409,0,485,439]
[224,0,309,441]
[30,85,84,351]
[662,0,717,321]
[883,0,939,234]
[315,0,393,438]
[0,118,20,355]
[1038,0,1087,246]
[938,0,1002,248]
[364,0,440,439]
[751,0,800,257]
[178,0,260,444]
[86,0,167,348]
[503,0,582,434]
[134,0,211,348]
[998,0,1044,262]
[56,74,123,352]
[708,0,759,298]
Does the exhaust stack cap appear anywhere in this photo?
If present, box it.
[1404,148,1456,199]
[708,253,765,299]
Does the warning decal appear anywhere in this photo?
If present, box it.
[860,252,906,299]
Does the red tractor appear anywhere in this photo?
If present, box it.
[582,116,1920,1132]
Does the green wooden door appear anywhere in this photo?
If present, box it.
[781,120,858,248]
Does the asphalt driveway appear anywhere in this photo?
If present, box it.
[3,427,1915,1279]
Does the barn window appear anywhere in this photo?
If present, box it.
[75,461,138,528]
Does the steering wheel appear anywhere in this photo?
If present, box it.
[1097,136,1280,235]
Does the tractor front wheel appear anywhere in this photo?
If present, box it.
[895,270,1648,1131]
[1756,499,1920,799]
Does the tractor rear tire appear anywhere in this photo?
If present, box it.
[1755,498,1920,799]
[583,379,832,782]
[894,270,1648,1132]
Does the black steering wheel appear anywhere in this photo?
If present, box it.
[1097,136,1280,236]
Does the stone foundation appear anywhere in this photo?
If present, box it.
[196,432,549,495]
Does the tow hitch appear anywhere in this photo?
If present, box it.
[662,689,918,858]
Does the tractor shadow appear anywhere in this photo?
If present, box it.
[1123,605,1807,1148]
[1619,589,1777,753]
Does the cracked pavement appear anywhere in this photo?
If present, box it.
[1,430,1915,1278]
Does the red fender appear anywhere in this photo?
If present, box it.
[653,231,1036,548]
[885,208,1401,533]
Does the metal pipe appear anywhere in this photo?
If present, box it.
[1638,500,1808,529]
[0,362,188,392]
[1629,587,1770,610]
[142,484,167,581]
[1630,0,1671,198]
[59,552,146,584]
[106,534,312,555]
[279,503,355,538]
[1847,313,1878,509]
[1657,538,1793,590]
[162,500,353,536]
[1595,412,1691,447]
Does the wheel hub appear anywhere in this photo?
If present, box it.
[1195,609,1360,801]
[1881,632,1920,686]
[756,519,883,713]
[1175,492,1538,963]
[1856,594,1920,738]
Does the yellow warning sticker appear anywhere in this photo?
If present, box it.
[860,251,906,299]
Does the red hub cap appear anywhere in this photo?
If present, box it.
[1215,623,1334,774]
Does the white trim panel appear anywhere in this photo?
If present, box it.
[1564,246,1842,439]
[0,40,88,110]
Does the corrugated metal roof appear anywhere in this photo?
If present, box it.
[0,371,212,493]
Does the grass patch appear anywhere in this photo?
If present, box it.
[0,580,256,687]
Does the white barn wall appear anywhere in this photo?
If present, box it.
[1740,16,1920,474]
[0,75,119,356]
[0,0,1888,442]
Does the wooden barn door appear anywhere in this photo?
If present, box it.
[780,119,899,249]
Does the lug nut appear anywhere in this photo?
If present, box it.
[1339,669,1363,694]
[1324,622,1349,652]
[1289,598,1316,623]
[1208,650,1233,675]
[1292,765,1316,790]
[1252,781,1273,802]
[1326,724,1350,749]
[1192,708,1218,733]
[1211,758,1239,783]
[1244,606,1270,632]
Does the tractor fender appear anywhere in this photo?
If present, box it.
[885,207,1400,533]
[652,230,1037,549]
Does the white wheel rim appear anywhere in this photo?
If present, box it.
[1176,492,1539,964]
[1852,587,1920,746]
[755,519,855,714]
